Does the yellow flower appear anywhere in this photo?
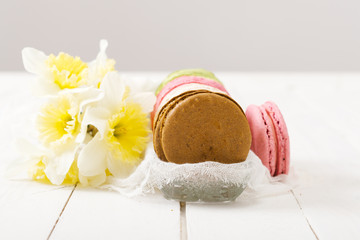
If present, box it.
[106,102,150,163]
[32,88,102,185]
[46,53,88,89]
[77,72,156,184]
[22,39,115,94]
[29,157,79,184]
[37,94,79,147]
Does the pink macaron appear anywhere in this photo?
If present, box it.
[246,101,290,176]
[151,75,229,126]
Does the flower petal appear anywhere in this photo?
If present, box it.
[87,39,115,88]
[79,172,106,186]
[77,133,107,176]
[77,106,110,142]
[44,147,76,185]
[100,72,126,110]
[33,76,61,96]
[22,47,48,75]
[61,86,104,121]
[107,153,138,178]
[127,92,156,113]
[77,88,104,117]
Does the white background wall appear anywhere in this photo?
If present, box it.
[1,0,359,71]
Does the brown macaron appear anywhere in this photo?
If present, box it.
[153,90,251,164]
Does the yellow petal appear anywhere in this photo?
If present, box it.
[46,52,88,89]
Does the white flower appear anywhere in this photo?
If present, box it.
[32,89,101,185]
[77,72,156,186]
[22,40,115,95]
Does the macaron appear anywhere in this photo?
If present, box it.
[155,69,222,95]
[152,69,252,164]
[151,75,229,125]
[245,101,290,176]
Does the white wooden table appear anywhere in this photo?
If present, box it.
[1,72,360,240]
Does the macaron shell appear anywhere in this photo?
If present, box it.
[153,75,228,120]
[152,81,229,128]
[153,91,199,161]
[263,101,290,175]
[155,69,221,95]
[245,104,277,176]
[160,92,251,164]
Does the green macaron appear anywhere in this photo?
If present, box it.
[155,69,222,95]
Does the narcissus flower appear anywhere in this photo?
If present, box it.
[22,40,115,94]
[31,89,101,185]
[77,72,155,186]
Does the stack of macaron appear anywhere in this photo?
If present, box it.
[152,69,290,176]
[152,69,252,164]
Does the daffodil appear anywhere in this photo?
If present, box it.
[77,72,156,186]
[22,48,88,94]
[37,94,80,148]
[22,40,115,94]
[31,89,102,185]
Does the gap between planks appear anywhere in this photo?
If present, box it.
[47,183,77,240]
[180,201,188,240]
[290,190,319,240]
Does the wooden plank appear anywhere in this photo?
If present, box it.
[0,73,76,239]
[186,73,360,239]
[50,189,180,240]
[185,73,316,240]
[2,72,360,240]
[286,75,360,239]
[223,73,360,239]
[0,179,75,239]
[186,192,315,240]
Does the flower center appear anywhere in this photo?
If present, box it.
[46,53,88,89]
[37,95,79,146]
[113,123,127,138]
[107,103,150,161]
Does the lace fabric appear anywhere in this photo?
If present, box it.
[104,142,293,202]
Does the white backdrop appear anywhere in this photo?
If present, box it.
[1,0,359,71]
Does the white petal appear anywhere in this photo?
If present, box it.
[44,147,76,185]
[100,72,126,110]
[99,39,109,53]
[87,39,110,87]
[90,39,109,66]
[77,106,110,143]
[61,86,104,121]
[77,133,107,177]
[22,47,48,74]
[123,75,159,93]
[127,92,156,113]
[79,172,106,187]
[95,39,109,68]
[77,88,104,115]
[107,153,138,178]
